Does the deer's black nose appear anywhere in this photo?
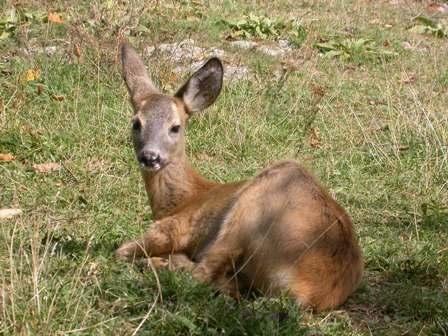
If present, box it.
[138,150,161,168]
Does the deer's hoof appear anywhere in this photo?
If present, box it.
[192,265,212,283]
[115,241,138,262]
[148,257,170,269]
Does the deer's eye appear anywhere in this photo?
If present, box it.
[132,119,142,131]
[170,125,180,134]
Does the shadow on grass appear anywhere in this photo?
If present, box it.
[43,235,309,334]
[42,214,447,335]
[96,268,311,336]
[345,204,448,332]
[345,269,448,335]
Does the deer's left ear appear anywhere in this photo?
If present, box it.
[175,58,223,114]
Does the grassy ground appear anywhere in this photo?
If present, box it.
[1,0,447,335]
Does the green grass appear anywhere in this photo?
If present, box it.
[1,0,447,335]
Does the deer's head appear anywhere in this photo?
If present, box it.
[121,43,223,172]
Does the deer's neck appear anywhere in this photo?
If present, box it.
[141,156,217,219]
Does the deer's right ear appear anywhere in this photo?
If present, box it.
[121,42,159,110]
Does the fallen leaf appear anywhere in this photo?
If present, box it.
[281,59,301,72]
[0,153,14,162]
[20,124,43,137]
[48,12,64,24]
[86,158,106,172]
[36,84,44,94]
[22,68,40,82]
[195,152,214,162]
[0,31,11,40]
[402,41,414,50]
[368,99,386,106]
[33,162,62,173]
[0,208,22,219]
[311,84,326,98]
[309,128,322,149]
[73,43,81,58]
[400,73,417,84]
[51,94,65,101]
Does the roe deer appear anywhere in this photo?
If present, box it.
[116,42,363,311]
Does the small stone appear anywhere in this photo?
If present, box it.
[277,39,291,50]
[402,42,413,50]
[175,61,250,81]
[157,39,205,62]
[258,45,286,57]
[208,47,225,58]
[173,60,205,75]
[224,65,250,80]
[20,46,60,57]
[43,46,58,56]
[230,40,258,50]
[144,45,156,56]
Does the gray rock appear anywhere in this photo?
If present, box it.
[42,46,58,56]
[277,39,292,50]
[175,62,250,81]
[20,45,60,57]
[208,47,225,58]
[224,65,250,80]
[146,39,250,81]
[144,45,155,56]
[157,39,205,62]
[257,45,286,57]
[230,40,258,49]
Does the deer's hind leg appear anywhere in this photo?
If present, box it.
[191,162,302,298]
[192,229,244,299]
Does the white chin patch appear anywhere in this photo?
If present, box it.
[140,163,162,172]
[152,163,161,171]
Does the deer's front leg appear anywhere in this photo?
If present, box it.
[134,253,196,271]
[116,216,190,262]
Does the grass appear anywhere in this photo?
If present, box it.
[1,0,447,335]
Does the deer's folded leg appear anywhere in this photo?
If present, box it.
[192,233,243,299]
[134,253,196,271]
[115,216,191,262]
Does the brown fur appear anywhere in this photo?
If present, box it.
[116,43,363,311]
